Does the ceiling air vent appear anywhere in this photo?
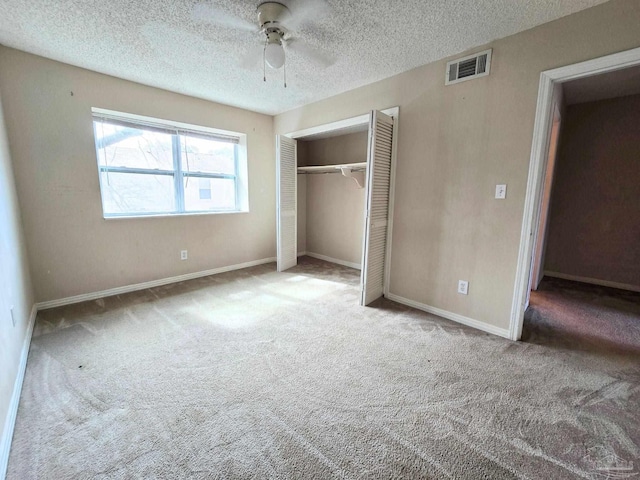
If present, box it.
[445,49,492,85]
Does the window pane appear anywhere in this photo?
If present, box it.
[184,177,236,211]
[100,172,175,214]
[94,121,174,170]
[198,177,212,200]
[181,135,235,174]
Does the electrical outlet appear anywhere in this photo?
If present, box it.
[495,184,507,199]
[180,250,188,260]
[10,306,16,327]
[457,280,469,295]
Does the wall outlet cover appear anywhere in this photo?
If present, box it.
[458,280,469,295]
[495,184,507,199]
[180,250,188,260]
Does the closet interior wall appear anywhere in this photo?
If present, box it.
[297,131,368,268]
[297,141,308,254]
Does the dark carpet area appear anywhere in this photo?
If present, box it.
[524,277,640,356]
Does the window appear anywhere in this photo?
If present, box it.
[92,110,248,217]
[198,178,212,200]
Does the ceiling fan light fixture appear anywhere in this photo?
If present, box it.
[265,41,285,69]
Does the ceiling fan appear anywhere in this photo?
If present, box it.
[192,1,334,86]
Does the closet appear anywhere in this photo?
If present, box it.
[297,128,367,271]
[276,109,397,306]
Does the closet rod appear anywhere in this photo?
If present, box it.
[296,162,366,188]
[296,162,366,174]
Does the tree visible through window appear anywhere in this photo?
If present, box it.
[92,114,244,217]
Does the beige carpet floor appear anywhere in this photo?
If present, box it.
[7,257,640,479]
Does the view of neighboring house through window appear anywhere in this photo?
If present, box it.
[198,177,212,200]
[92,111,247,217]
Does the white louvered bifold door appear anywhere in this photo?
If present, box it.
[276,135,297,272]
[360,110,394,306]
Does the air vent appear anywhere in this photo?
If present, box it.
[445,49,492,85]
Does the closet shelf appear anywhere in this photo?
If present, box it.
[296,162,367,174]
[297,162,367,189]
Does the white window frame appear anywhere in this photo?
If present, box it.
[92,108,249,219]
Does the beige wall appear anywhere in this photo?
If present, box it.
[0,47,276,303]
[0,88,34,466]
[305,132,368,167]
[275,0,640,331]
[296,141,308,253]
[303,132,367,266]
[297,176,307,254]
[544,94,640,288]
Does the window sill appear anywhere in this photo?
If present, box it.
[102,210,249,220]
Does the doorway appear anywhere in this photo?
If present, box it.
[511,46,640,343]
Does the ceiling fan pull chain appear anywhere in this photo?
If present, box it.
[284,59,287,88]
[263,39,267,82]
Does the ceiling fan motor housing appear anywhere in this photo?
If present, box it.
[265,28,284,45]
[257,2,290,30]
[258,3,288,70]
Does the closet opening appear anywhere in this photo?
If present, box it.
[276,108,399,306]
[297,126,368,271]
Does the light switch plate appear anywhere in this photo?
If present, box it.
[495,184,507,199]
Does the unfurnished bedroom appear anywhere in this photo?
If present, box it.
[0,1,639,479]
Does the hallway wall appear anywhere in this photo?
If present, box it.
[544,94,640,290]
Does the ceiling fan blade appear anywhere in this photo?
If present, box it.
[191,3,256,32]
[239,44,265,71]
[286,0,330,31]
[286,39,335,68]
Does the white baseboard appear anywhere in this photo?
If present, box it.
[544,271,640,293]
[297,251,307,257]
[385,293,511,339]
[36,257,277,310]
[1,304,37,480]
[304,252,361,270]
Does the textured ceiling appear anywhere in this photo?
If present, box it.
[0,0,610,115]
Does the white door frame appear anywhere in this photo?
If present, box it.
[284,106,399,296]
[530,98,561,294]
[509,46,640,341]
